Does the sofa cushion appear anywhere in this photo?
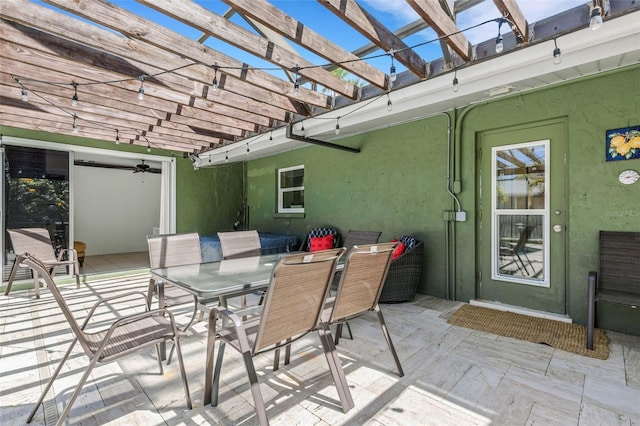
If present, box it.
[310,235,334,252]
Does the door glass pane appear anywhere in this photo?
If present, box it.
[493,142,547,285]
[4,146,70,281]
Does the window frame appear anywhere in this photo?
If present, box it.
[277,165,304,213]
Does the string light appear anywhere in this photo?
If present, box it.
[553,38,562,64]
[495,18,505,53]
[293,65,300,96]
[72,114,78,133]
[21,87,28,102]
[300,121,305,137]
[212,64,219,91]
[225,151,229,163]
[589,6,603,30]
[147,141,151,152]
[115,129,120,144]
[388,50,397,86]
[246,143,250,155]
[452,69,459,92]
[137,75,146,101]
[335,117,340,135]
[269,131,273,141]
[386,93,393,111]
[71,82,78,106]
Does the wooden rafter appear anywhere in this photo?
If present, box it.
[493,0,529,43]
[221,0,388,90]
[137,0,358,99]
[320,0,429,79]
[406,0,472,61]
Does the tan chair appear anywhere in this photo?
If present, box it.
[217,230,262,259]
[284,243,403,377]
[147,233,213,361]
[21,254,191,426]
[4,228,81,298]
[208,248,353,425]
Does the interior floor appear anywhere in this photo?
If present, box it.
[80,251,150,275]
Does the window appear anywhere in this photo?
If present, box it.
[278,165,304,213]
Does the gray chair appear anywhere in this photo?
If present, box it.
[342,230,381,249]
[208,248,353,425]
[4,228,81,298]
[217,230,261,259]
[22,253,191,426]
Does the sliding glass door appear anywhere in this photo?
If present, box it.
[3,145,71,281]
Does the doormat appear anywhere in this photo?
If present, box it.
[447,304,609,360]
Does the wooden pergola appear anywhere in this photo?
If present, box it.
[0,0,629,156]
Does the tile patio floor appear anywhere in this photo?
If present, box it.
[1,272,639,425]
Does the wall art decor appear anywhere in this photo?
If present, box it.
[606,125,640,161]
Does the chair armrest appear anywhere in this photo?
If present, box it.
[214,306,254,350]
[81,291,150,329]
[57,248,78,262]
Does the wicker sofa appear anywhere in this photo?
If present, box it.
[379,239,424,303]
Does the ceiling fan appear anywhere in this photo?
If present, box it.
[74,159,161,174]
[133,160,150,173]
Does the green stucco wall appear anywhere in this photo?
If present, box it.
[246,64,640,335]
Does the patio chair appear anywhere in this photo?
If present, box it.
[217,230,262,259]
[147,233,214,361]
[208,248,353,425]
[4,228,81,298]
[342,230,382,249]
[285,242,403,377]
[22,253,191,426]
[379,237,424,303]
[499,225,534,276]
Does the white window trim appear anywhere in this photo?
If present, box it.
[278,165,304,213]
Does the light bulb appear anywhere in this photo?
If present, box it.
[137,87,145,101]
[225,152,229,163]
[147,143,151,153]
[590,7,603,30]
[335,122,340,135]
[212,77,218,91]
[71,93,78,107]
[389,65,396,83]
[21,88,28,102]
[72,115,78,133]
[294,79,300,95]
[246,144,250,155]
[495,35,504,53]
[453,77,459,92]
[387,98,393,111]
[553,47,562,64]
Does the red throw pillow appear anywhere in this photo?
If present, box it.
[310,235,334,252]
[392,242,405,260]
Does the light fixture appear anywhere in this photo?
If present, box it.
[138,75,146,101]
[293,65,300,95]
[300,121,305,137]
[553,38,562,64]
[495,18,505,53]
[72,114,78,133]
[147,141,151,152]
[590,6,603,30]
[115,129,120,144]
[386,93,393,111]
[225,151,229,163]
[21,87,28,102]
[335,117,340,135]
[212,64,219,91]
[452,69,459,92]
[388,50,397,86]
[269,131,273,141]
[71,82,78,106]
[246,143,250,155]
